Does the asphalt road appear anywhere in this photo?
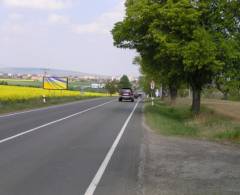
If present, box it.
[0,98,143,195]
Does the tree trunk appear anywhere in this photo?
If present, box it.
[223,92,228,100]
[191,87,201,114]
[169,84,178,105]
[161,85,167,101]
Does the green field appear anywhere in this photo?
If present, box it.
[145,100,240,143]
[0,85,107,114]
[69,80,91,90]
[0,79,103,92]
[0,79,42,87]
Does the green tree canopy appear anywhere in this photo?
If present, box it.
[112,0,240,114]
[105,80,118,96]
[118,75,132,89]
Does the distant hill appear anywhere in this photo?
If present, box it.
[0,67,110,78]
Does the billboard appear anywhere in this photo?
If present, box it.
[43,77,68,90]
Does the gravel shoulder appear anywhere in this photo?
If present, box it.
[141,122,240,195]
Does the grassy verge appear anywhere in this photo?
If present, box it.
[0,96,102,115]
[144,100,240,143]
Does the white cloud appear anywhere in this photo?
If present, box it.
[72,1,125,35]
[1,13,30,34]
[8,13,24,20]
[48,14,69,24]
[2,0,72,10]
[0,22,27,34]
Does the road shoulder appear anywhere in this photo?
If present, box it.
[141,116,240,195]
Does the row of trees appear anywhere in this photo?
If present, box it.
[105,75,132,95]
[0,81,8,85]
[112,0,240,114]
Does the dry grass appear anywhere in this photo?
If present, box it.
[203,99,240,121]
[145,99,240,143]
[177,98,240,121]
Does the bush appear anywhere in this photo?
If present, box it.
[0,81,8,85]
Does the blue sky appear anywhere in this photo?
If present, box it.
[0,0,139,76]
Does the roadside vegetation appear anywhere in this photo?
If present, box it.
[145,100,240,143]
[112,0,240,115]
[0,85,107,114]
[0,79,99,91]
[113,0,240,144]
[105,75,133,95]
[0,79,42,88]
[0,75,135,114]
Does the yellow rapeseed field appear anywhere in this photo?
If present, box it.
[0,85,106,102]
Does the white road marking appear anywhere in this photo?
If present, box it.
[0,100,115,144]
[84,100,140,195]
[0,97,108,118]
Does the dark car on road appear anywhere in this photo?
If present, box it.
[119,88,134,102]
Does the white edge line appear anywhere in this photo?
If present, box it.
[0,97,110,118]
[0,100,115,145]
[84,100,140,195]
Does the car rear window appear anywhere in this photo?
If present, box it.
[121,89,132,93]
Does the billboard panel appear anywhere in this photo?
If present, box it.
[43,77,68,90]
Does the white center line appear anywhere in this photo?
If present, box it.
[84,100,140,195]
[0,100,115,145]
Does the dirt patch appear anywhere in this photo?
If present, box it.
[142,126,240,195]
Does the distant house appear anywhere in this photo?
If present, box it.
[84,76,97,80]
[91,83,105,89]
[21,74,30,79]
[31,75,42,81]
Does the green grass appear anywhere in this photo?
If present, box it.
[0,79,96,90]
[69,81,91,90]
[215,127,240,140]
[0,79,42,87]
[145,101,198,137]
[145,100,240,143]
[0,96,98,115]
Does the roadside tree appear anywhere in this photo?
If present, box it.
[105,80,118,96]
[118,75,132,89]
[112,0,240,114]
